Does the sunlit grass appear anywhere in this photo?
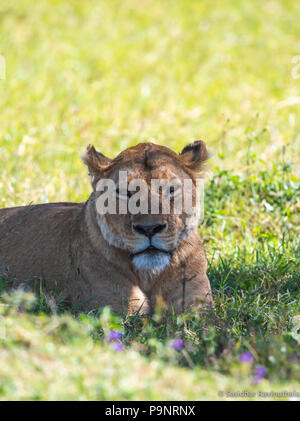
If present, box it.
[0,0,299,400]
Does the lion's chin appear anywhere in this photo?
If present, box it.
[132,251,170,277]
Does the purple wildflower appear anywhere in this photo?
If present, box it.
[287,353,300,364]
[171,339,184,350]
[113,342,125,351]
[254,366,267,383]
[108,330,123,341]
[239,351,254,363]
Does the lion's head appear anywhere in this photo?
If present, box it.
[82,141,209,277]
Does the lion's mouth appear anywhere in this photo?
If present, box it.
[131,245,169,257]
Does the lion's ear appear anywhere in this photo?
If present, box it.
[179,140,209,172]
[81,144,112,177]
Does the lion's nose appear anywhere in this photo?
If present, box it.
[133,223,167,238]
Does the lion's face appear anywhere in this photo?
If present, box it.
[83,142,208,276]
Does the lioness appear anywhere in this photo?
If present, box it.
[0,141,213,314]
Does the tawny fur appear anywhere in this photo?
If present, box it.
[0,141,213,314]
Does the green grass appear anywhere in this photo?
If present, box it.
[0,0,299,400]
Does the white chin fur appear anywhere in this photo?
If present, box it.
[132,252,170,276]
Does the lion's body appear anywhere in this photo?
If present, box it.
[0,201,145,312]
[0,142,213,314]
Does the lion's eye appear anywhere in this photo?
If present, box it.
[169,185,181,196]
[116,188,132,198]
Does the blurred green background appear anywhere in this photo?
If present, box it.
[0,0,299,207]
[0,0,299,400]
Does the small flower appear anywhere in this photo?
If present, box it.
[254,366,267,383]
[112,342,125,351]
[171,339,184,350]
[287,353,300,364]
[239,351,254,363]
[108,330,123,341]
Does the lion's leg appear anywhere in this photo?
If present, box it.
[165,274,214,314]
[149,262,213,315]
[127,285,150,315]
